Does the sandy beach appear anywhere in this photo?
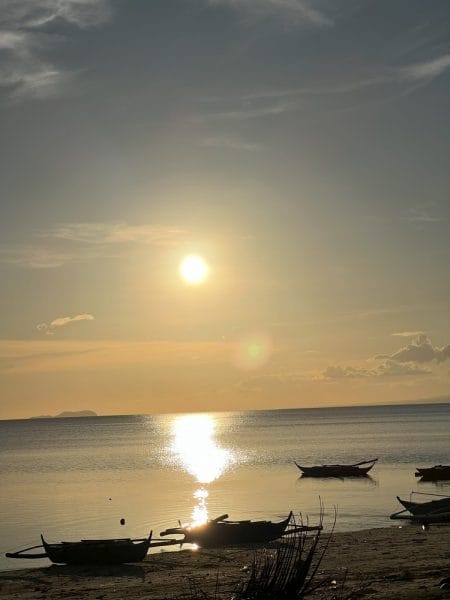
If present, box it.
[1,524,449,599]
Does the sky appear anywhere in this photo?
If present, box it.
[0,0,450,419]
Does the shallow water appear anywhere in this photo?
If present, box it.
[1,403,449,571]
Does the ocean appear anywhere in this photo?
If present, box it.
[0,402,449,571]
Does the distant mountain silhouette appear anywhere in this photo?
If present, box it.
[30,410,97,419]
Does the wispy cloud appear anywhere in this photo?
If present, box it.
[0,347,97,373]
[40,222,190,245]
[1,0,112,29]
[240,76,391,103]
[399,54,450,82]
[0,222,190,268]
[201,134,262,152]
[0,339,230,374]
[37,313,94,335]
[0,244,77,268]
[198,50,450,123]
[406,203,442,224]
[392,331,426,338]
[204,0,333,27]
[196,101,295,122]
[0,0,113,100]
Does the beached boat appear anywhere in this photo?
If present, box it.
[415,465,450,481]
[160,512,319,547]
[6,532,154,564]
[295,458,377,477]
[390,494,450,523]
[395,496,450,516]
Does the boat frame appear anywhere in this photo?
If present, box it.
[415,465,450,481]
[6,532,179,565]
[295,458,378,478]
[390,492,450,523]
[160,512,321,548]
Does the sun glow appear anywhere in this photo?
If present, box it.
[179,255,209,285]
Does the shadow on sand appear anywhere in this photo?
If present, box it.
[43,562,145,580]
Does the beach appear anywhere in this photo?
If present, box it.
[1,524,449,599]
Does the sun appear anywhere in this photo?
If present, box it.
[179,255,209,285]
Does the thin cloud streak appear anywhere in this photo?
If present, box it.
[0,222,190,268]
[406,204,443,224]
[205,0,333,27]
[0,339,231,374]
[37,313,94,335]
[400,54,450,82]
[195,102,295,122]
[392,331,426,338]
[0,244,78,269]
[240,76,390,102]
[41,222,190,245]
[201,134,262,152]
[198,52,450,122]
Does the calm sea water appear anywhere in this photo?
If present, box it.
[1,403,449,571]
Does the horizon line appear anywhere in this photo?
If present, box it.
[1,397,449,423]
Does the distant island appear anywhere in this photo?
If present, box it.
[30,410,98,419]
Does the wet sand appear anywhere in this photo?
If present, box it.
[0,524,449,599]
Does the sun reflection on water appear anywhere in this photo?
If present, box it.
[192,488,208,525]
[170,414,233,525]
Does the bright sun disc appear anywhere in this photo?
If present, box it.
[180,255,209,285]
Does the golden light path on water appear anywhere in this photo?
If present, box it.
[170,414,234,526]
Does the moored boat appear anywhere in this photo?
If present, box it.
[415,465,450,481]
[6,532,154,565]
[295,458,377,477]
[160,512,320,547]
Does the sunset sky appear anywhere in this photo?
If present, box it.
[1,0,449,419]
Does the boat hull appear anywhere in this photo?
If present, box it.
[396,496,450,516]
[41,534,152,565]
[161,513,292,548]
[295,460,376,478]
[415,465,450,481]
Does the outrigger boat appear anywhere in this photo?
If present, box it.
[6,532,178,565]
[390,493,450,523]
[415,465,450,481]
[160,512,321,548]
[295,458,377,478]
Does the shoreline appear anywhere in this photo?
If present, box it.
[1,524,449,599]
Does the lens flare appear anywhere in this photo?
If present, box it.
[234,332,273,370]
